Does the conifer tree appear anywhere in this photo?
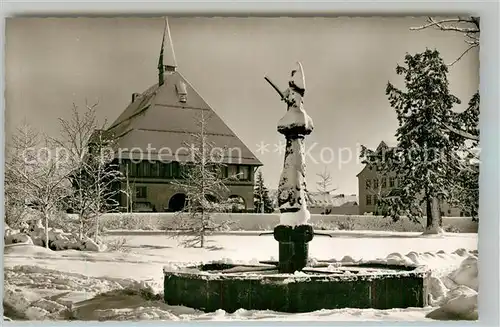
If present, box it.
[449,93,480,220]
[386,49,462,234]
[253,170,274,213]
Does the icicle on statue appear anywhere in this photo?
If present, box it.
[264,62,318,273]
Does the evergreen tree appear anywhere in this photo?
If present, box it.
[449,93,480,220]
[254,170,274,213]
[386,49,462,234]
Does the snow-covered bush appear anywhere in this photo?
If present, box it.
[106,237,130,253]
[99,214,160,231]
[444,225,461,233]
[336,217,355,230]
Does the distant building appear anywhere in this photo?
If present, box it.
[107,21,261,212]
[357,141,461,216]
[267,189,358,215]
[307,193,359,215]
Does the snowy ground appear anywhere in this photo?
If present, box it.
[3,231,478,321]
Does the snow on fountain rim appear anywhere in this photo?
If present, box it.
[161,250,479,282]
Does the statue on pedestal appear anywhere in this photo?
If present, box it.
[265,62,313,226]
[264,62,321,273]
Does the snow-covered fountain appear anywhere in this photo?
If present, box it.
[163,63,431,313]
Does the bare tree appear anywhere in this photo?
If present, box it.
[5,123,71,248]
[315,167,337,214]
[54,102,124,240]
[411,16,479,66]
[124,163,135,213]
[170,111,235,248]
[4,122,42,228]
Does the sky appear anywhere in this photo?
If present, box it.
[5,17,479,195]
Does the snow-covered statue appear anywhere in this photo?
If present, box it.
[266,62,313,226]
[265,62,319,273]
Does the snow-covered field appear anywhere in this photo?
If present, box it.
[3,231,478,321]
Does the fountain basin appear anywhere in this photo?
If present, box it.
[163,261,431,313]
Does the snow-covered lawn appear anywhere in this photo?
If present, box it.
[3,231,478,321]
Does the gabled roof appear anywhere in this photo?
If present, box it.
[307,192,358,207]
[108,72,262,165]
[356,140,397,177]
[107,18,261,166]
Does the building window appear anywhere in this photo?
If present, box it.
[238,166,250,181]
[219,165,228,179]
[373,194,378,205]
[381,178,387,189]
[365,179,371,189]
[150,161,160,178]
[460,211,464,217]
[228,165,238,179]
[373,179,379,189]
[130,162,138,177]
[389,177,395,188]
[180,163,193,177]
[172,162,181,178]
[161,163,172,178]
[137,162,150,177]
[366,195,372,205]
[135,186,147,199]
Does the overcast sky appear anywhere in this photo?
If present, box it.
[5,17,479,195]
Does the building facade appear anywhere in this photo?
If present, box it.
[107,20,261,212]
[357,141,461,217]
[307,193,359,215]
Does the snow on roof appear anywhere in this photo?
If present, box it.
[108,71,262,166]
[307,193,358,208]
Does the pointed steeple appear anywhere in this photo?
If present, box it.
[158,17,177,86]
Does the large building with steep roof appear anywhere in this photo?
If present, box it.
[108,19,261,212]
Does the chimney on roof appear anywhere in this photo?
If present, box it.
[158,17,177,86]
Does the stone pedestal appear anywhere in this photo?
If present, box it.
[268,62,315,273]
[273,225,314,273]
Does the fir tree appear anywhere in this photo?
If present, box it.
[386,49,462,234]
[253,170,274,213]
[449,93,480,220]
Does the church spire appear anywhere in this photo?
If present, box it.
[158,17,177,86]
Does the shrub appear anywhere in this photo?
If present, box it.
[336,217,355,230]
[444,225,461,233]
[105,236,130,252]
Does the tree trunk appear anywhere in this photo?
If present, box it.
[424,196,443,235]
[79,219,83,240]
[44,212,49,249]
[200,211,205,248]
[94,217,99,242]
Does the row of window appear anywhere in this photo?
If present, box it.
[365,177,398,190]
[120,160,252,181]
